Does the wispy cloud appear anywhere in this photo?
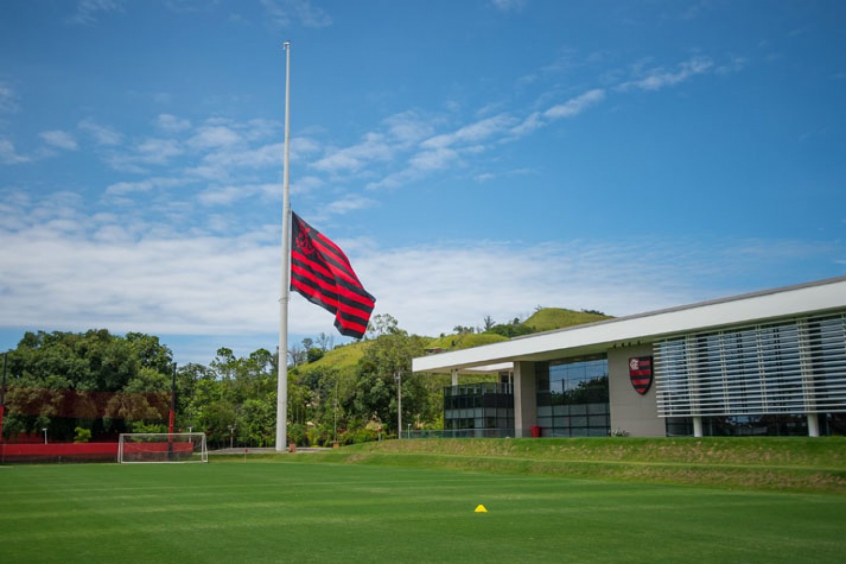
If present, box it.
[490,0,528,13]
[617,56,714,91]
[156,113,192,134]
[422,114,518,149]
[544,88,606,119]
[39,130,79,151]
[0,138,30,164]
[187,125,243,150]
[0,82,19,114]
[67,0,125,25]
[260,0,332,28]
[1,186,839,359]
[197,183,279,206]
[105,176,195,197]
[311,132,394,173]
[78,118,123,146]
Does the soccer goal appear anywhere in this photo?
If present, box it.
[118,432,208,464]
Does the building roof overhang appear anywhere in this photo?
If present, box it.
[412,276,846,375]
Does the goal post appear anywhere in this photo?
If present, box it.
[118,432,208,464]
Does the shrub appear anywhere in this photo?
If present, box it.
[73,427,92,443]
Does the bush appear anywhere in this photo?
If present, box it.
[74,427,92,443]
[340,428,381,445]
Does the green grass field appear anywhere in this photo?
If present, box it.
[2,458,845,563]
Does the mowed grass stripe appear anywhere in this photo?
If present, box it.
[2,462,845,564]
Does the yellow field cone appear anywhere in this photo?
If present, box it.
[474,504,487,513]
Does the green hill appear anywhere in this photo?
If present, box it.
[425,332,509,351]
[524,307,612,332]
[294,307,613,376]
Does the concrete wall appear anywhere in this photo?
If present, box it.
[608,344,665,437]
[514,361,537,438]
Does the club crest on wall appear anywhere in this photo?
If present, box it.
[629,357,653,395]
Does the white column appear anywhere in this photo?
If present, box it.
[693,416,703,438]
[451,369,458,387]
[807,413,820,437]
[514,362,537,438]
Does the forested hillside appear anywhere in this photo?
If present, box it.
[1,308,610,448]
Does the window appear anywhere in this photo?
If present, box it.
[536,356,609,437]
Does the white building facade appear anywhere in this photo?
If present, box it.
[412,276,846,438]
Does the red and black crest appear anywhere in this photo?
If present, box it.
[295,223,316,256]
[629,357,653,395]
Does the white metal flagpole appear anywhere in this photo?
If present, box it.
[276,41,292,451]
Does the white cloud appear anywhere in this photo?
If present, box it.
[716,56,749,76]
[422,114,518,149]
[1,190,841,360]
[39,130,79,151]
[618,56,714,92]
[311,132,394,173]
[67,0,125,25]
[197,183,279,206]
[260,0,332,28]
[156,113,192,133]
[0,139,30,164]
[323,194,377,216]
[490,0,527,13]
[78,118,123,146]
[0,82,19,113]
[187,125,243,150]
[510,111,545,138]
[383,111,436,146]
[105,176,194,197]
[544,89,606,120]
[136,138,183,162]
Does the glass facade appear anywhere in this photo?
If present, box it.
[443,382,514,437]
[536,356,610,437]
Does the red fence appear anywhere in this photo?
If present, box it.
[0,441,192,463]
[0,442,118,463]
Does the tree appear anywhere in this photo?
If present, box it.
[483,316,496,331]
[349,317,433,434]
[316,332,334,352]
[2,330,174,442]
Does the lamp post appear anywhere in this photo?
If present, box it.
[394,372,402,439]
[407,423,411,440]
[228,424,236,449]
[42,427,48,444]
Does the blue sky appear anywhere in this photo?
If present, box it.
[1,0,844,365]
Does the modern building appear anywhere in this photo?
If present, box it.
[412,276,846,438]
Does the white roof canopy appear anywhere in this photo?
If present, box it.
[412,276,846,375]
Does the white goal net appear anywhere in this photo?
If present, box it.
[118,432,208,464]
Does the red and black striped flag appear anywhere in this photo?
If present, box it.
[290,212,375,339]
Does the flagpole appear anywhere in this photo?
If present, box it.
[276,40,292,451]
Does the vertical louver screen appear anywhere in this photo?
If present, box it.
[655,312,846,417]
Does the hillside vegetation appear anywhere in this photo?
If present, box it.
[523,307,612,332]
[271,437,846,494]
[298,305,611,377]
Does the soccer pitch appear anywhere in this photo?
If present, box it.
[2,460,845,563]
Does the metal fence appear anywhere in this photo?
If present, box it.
[405,428,515,439]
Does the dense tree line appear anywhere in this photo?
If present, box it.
[1,316,447,448]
